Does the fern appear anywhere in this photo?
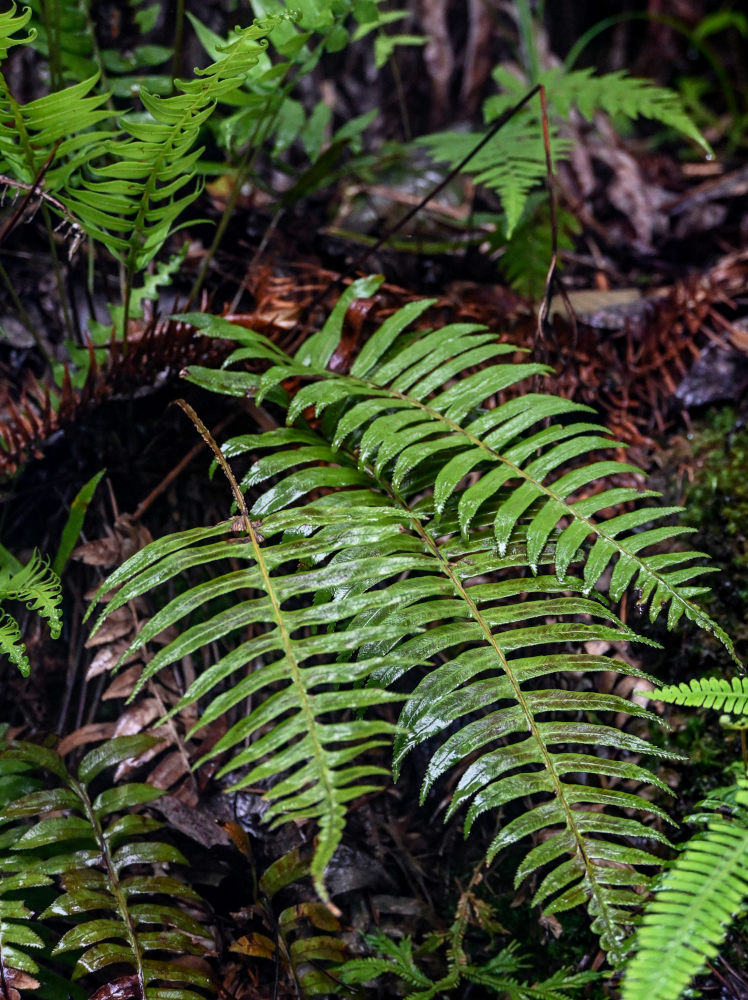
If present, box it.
[231,844,346,997]
[0,550,62,677]
[0,746,47,986]
[85,289,735,962]
[623,779,748,1000]
[340,930,598,1000]
[62,17,286,272]
[420,63,710,240]
[648,676,748,713]
[0,4,35,63]
[0,735,213,999]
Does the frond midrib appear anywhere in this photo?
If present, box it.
[381,477,624,949]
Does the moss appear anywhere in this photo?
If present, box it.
[683,408,748,588]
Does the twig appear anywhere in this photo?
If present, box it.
[285,84,544,335]
[130,414,236,523]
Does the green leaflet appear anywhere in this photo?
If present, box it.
[0,736,212,998]
[648,676,748,713]
[0,4,35,63]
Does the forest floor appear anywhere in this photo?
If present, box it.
[2,4,748,998]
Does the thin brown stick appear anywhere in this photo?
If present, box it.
[536,83,577,368]
[0,141,61,246]
[130,414,235,522]
[286,84,543,334]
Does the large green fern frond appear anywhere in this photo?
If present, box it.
[88,293,735,959]
[0,736,212,999]
[185,289,730,655]
[86,506,405,903]
[622,780,748,1000]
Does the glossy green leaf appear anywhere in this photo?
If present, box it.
[78,735,163,785]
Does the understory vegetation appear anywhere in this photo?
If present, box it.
[1,1,748,998]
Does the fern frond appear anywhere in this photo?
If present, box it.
[0,4,35,63]
[0,71,113,191]
[648,676,748,712]
[161,301,732,958]
[339,929,599,1000]
[0,611,28,674]
[422,63,709,240]
[533,66,710,150]
[0,871,49,986]
[62,16,288,274]
[185,303,730,658]
[232,845,346,997]
[0,550,62,676]
[418,117,571,239]
[622,781,748,1000]
[25,0,98,83]
[0,550,62,637]
[86,508,405,903]
[0,736,213,999]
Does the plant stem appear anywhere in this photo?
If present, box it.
[515,0,540,86]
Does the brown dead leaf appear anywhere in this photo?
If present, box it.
[85,607,135,647]
[113,698,161,735]
[147,750,189,791]
[539,913,564,939]
[58,722,117,757]
[87,975,141,1000]
[102,663,143,700]
[72,535,124,567]
[0,966,41,1000]
[86,640,138,680]
[113,738,166,781]
[157,796,233,848]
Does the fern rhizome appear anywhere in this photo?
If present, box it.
[77,281,732,971]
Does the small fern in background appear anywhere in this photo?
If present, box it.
[419,62,711,292]
[0,550,61,676]
[0,734,213,998]
[623,777,748,1000]
[339,874,601,1000]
